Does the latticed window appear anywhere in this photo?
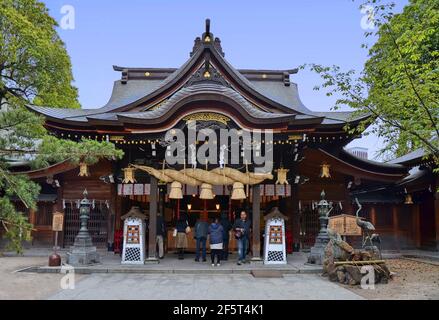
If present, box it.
[63,201,109,247]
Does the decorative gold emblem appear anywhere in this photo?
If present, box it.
[288,135,303,141]
[320,163,331,178]
[122,167,136,184]
[204,35,211,43]
[183,113,230,125]
[275,168,289,185]
[144,72,151,77]
[78,162,90,177]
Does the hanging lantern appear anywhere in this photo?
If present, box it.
[122,167,136,183]
[404,194,414,205]
[320,163,331,178]
[275,168,289,184]
[231,182,246,200]
[169,181,183,199]
[78,162,90,177]
[199,183,215,200]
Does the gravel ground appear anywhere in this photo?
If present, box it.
[0,256,83,300]
[342,258,439,300]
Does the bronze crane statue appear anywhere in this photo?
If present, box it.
[354,198,376,248]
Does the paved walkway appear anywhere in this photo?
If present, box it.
[13,248,322,274]
[49,273,363,300]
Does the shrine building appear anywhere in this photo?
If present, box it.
[6,20,438,257]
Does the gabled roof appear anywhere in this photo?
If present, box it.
[28,19,369,133]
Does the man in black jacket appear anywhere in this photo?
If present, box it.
[233,210,251,265]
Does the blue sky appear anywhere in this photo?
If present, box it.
[43,0,408,159]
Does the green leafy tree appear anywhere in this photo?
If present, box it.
[307,0,438,162]
[0,0,123,253]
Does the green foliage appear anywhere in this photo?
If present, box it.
[0,0,79,108]
[307,0,438,163]
[0,0,123,253]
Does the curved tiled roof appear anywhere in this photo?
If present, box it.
[116,83,298,122]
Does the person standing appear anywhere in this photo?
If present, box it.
[220,213,232,261]
[233,210,251,265]
[194,218,209,262]
[156,212,166,259]
[209,217,224,266]
[175,214,189,260]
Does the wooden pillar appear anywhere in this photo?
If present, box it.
[147,176,158,261]
[107,183,116,251]
[56,182,65,248]
[251,184,262,262]
[412,204,421,248]
[392,205,400,251]
[370,206,377,226]
[290,183,300,251]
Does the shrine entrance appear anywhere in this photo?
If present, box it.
[166,194,240,252]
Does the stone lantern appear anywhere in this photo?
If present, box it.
[307,190,332,265]
[67,189,100,265]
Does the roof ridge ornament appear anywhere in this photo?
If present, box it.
[190,19,225,57]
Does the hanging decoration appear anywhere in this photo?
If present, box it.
[169,181,183,199]
[78,162,90,177]
[122,167,136,184]
[404,194,414,205]
[131,165,272,186]
[320,163,331,178]
[275,168,289,184]
[231,182,246,200]
[200,183,215,199]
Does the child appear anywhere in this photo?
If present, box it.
[208,217,224,266]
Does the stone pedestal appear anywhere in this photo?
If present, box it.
[67,231,100,265]
[67,246,100,265]
[307,236,329,265]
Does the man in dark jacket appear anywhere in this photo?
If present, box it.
[194,218,209,262]
[220,213,232,260]
[233,210,251,265]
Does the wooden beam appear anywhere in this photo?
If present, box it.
[148,176,158,260]
[252,184,261,261]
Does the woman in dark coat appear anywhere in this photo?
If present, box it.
[175,214,189,260]
[208,217,224,266]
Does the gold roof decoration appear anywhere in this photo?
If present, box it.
[275,168,289,185]
[320,163,331,178]
[122,167,136,184]
[182,112,230,126]
[78,162,90,177]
